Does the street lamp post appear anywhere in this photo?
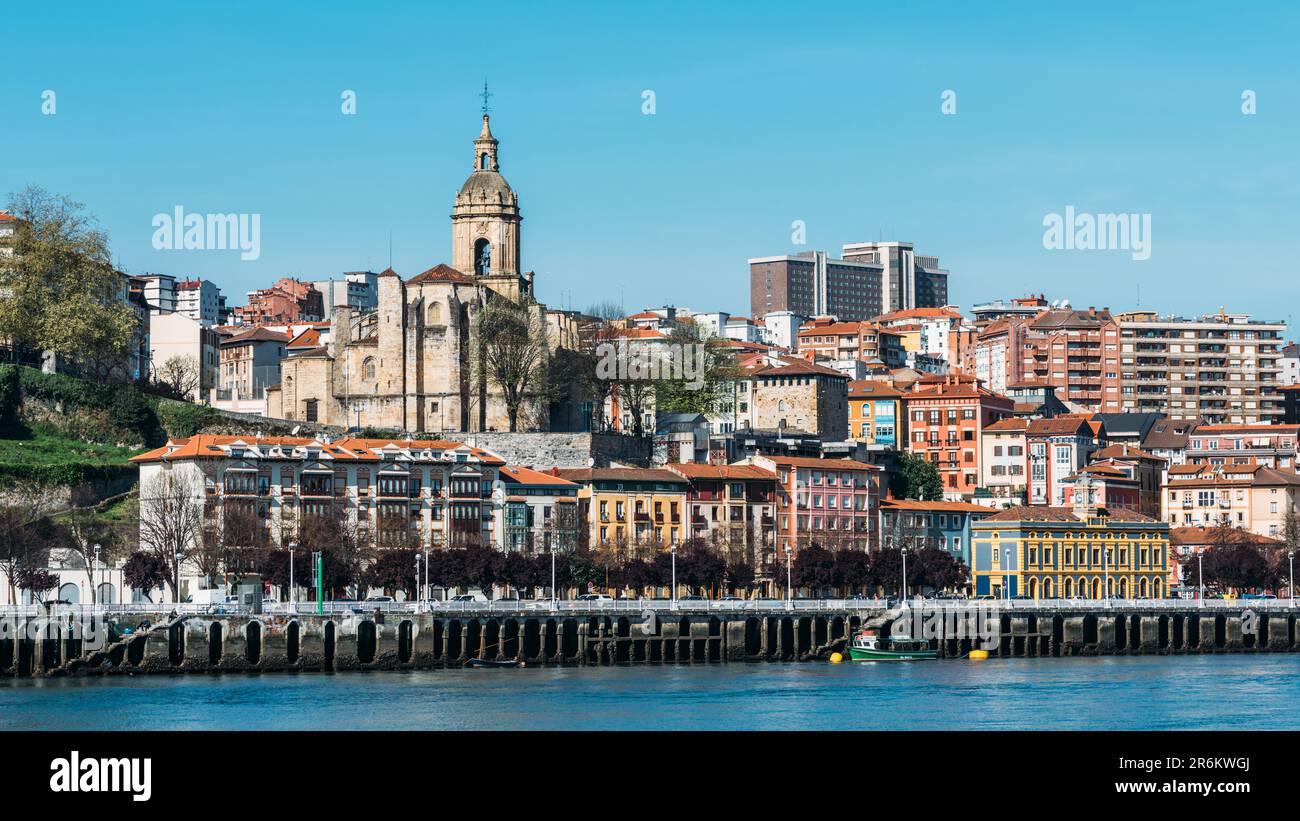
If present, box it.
[785,545,793,609]
[901,546,908,602]
[1003,547,1010,603]
[173,547,181,605]
[1198,552,1204,606]
[1284,550,1294,610]
[288,540,297,609]
[92,543,101,605]
[671,545,678,608]
[414,555,422,608]
[1104,547,1111,607]
[550,551,557,610]
[423,547,429,608]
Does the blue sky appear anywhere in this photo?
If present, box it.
[4,1,1300,326]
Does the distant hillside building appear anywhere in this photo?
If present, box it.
[234,277,324,326]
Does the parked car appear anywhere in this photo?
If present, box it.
[679,595,707,602]
[451,592,489,603]
[575,593,613,602]
[364,595,395,603]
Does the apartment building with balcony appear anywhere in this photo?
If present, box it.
[847,380,904,447]
[797,317,907,369]
[1161,463,1300,538]
[1185,423,1299,470]
[129,436,506,593]
[556,468,688,550]
[903,377,1015,500]
[878,497,992,565]
[1116,310,1286,424]
[979,417,1029,507]
[873,306,974,372]
[744,455,881,553]
[1026,416,1103,507]
[666,463,777,567]
[972,306,1120,411]
[494,465,580,553]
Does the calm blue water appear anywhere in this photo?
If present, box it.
[2,656,1297,730]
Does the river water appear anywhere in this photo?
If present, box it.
[2,656,1296,730]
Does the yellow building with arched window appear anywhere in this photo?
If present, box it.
[970,501,1172,600]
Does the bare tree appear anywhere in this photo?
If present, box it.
[157,354,201,400]
[137,471,203,603]
[472,292,552,432]
[55,507,127,604]
[0,482,57,605]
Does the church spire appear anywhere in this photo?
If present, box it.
[474,82,499,171]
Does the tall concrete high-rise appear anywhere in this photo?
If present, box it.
[840,241,949,313]
[749,251,884,321]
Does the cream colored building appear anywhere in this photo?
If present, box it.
[1161,463,1300,538]
[148,311,220,400]
[267,114,581,433]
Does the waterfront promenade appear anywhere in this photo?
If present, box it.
[3,598,1298,678]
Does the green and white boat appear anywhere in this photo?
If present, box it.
[847,629,938,661]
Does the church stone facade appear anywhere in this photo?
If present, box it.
[267,114,580,434]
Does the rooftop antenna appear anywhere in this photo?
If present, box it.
[480,80,493,116]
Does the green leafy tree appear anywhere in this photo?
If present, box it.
[652,321,739,418]
[0,186,137,380]
[893,452,943,501]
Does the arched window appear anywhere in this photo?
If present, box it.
[777,399,786,412]
[428,302,441,324]
[362,357,376,381]
[474,239,491,275]
[480,152,490,170]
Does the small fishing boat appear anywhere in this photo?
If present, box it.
[847,629,937,661]
[466,658,523,668]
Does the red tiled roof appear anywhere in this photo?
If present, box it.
[287,328,322,349]
[874,307,963,322]
[749,358,846,378]
[978,505,1157,523]
[880,499,990,513]
[985,418,1029,432]
[847,380,904,399]
[1027,416,1094,436]
[1192,423,1300,434]
[131,435,505,465]
[408,264,473,284]
[665,463,777,481]
[554,468,688,484]
[1170,527,1282,547]
[1092,443,1164,462]
[499,465,579,487]
[764,456,880,471]
[221,327,290,346]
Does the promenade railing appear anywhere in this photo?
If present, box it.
[3,596,1296,620]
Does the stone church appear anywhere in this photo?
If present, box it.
[267,114,582,434]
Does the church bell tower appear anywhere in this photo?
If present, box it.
[451,85,524,298]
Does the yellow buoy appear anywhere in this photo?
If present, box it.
[829,652,843,664]
[969,649,989,661]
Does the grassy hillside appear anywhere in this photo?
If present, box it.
[0,426,143,486]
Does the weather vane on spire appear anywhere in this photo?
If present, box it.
[480,80,493,116]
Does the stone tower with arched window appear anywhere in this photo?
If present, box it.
[451,114,526,299]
